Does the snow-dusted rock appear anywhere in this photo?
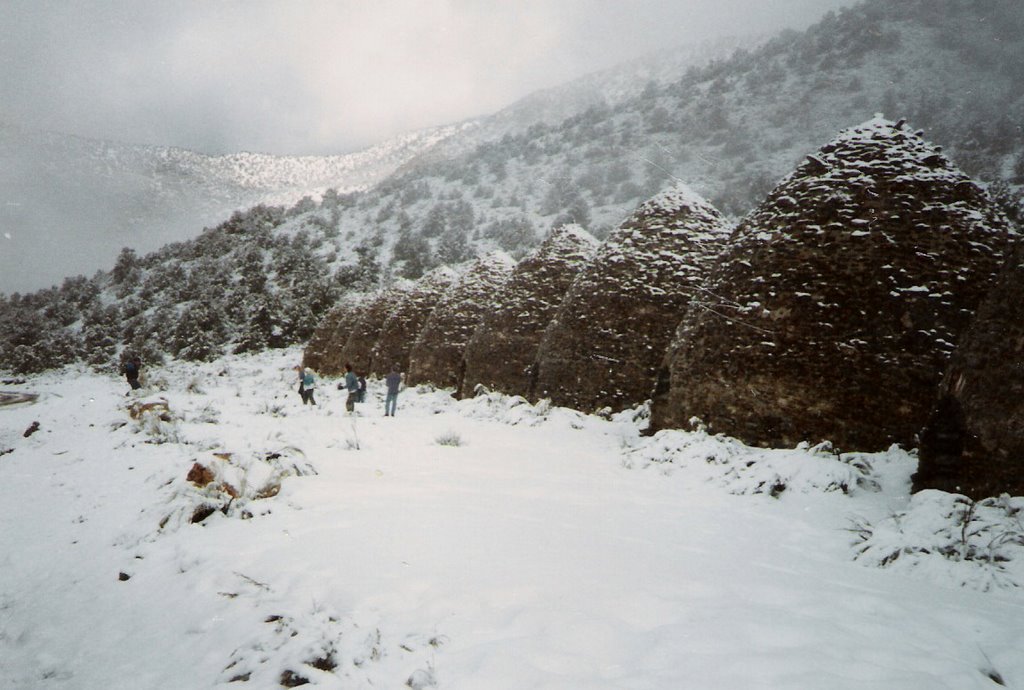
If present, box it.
[654,118,1014,451]
[158,446,316,531]
[533,183,731,413]
[461,225,599,399]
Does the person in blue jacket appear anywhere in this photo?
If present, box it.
[384,365,402,417]
[341,362,359,413]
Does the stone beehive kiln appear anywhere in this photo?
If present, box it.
[302,293,368,376]
[408,251,516,393]
[533,183,732,413]
[368,266,459,377]
[915,240,1024,499]
[461,225,599,398]
[339,286,408,375]
[651,117,1014,450]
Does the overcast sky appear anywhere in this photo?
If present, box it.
[0,0,858,156]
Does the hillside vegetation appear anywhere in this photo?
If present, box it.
[356,0,1023,280]
[1,0,1021,375]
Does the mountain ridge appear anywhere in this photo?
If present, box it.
[1,0,1022,380]
[0,36,740,296]
[0,120,464,294]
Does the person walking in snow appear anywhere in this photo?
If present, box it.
[299,367,317,405]
[340,362,359,413]
[384,365,402,417]
[295,366,305,402]
[123,355,142,392]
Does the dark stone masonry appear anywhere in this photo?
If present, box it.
[915,240,1024,498]
[302,294,368,376]
[369,266,458,377]
[533,183,732,413]
[651,117,1014,451]
[340,287,408,376]
[408,252,516,394]
[461,225,599,399]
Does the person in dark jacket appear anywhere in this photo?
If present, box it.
[384,365,402,417]
[124,355,142,391]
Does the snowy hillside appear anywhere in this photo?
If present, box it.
[1,348,1023,688]
[313,0,1024,285]
[3,0,1023,383]
[431,36,757,156]
[5,0,1022,301]
[0,36,730,298]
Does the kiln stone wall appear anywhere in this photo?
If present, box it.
[461,225,599,398]
[915,239,1024,498]
[652,118,1014,451]
[369,266,459,377]
[303,294,368,376]
[533,183,732,413]
[339,287,407,375]
[408,252,516,393]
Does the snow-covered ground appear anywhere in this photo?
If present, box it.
[2,348,1022,689]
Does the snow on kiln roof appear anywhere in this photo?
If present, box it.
[763,116,1013,238]
[542,222,598,249]
[634,180,720,218]
[532,223,600,262]
[592,180,732,292]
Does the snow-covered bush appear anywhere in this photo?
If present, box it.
[435,430,464,447]
[219,602,344,686]
[851,491,1024,592]
[339,421,361,450]
[456,390,551,426]
[218,603,442,688]
[191,403,220,424]
[456,390,618,436]
[624,430,885,498]
[257,401,287,417]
